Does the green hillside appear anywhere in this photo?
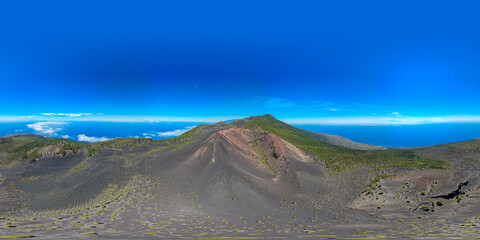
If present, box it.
[0,134,78,165]
[445,138,480,151]
[0,116,449,171]
[234,114,447,172]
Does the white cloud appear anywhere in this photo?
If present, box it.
[26,122,69,136]
[142,133,155,138]
[390,112,402,117]
[61,135,71,139]
[77,134,111,143]
[142,126,196,138]
[157,128,193,137]
[41,113,93,117]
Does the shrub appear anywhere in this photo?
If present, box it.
[420,205,430,211]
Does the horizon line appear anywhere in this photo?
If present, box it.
[1,114,480,126]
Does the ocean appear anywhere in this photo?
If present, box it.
[0,121,479,147]
[294,123,480,147]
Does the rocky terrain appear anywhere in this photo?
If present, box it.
[0,114,479,239]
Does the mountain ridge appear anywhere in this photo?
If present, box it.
[0,114,479,239]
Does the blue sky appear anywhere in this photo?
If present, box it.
[1,0,480,125]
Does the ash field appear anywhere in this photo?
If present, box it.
[1,115,480,239]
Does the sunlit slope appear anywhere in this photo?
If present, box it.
[414,137,480,169]
[232,114,446,171]
[300,130,386,150]
[445,138,480,151]
[0,134,81,165]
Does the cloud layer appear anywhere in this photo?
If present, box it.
[26,122,69,136]
[41,113,93,117]
[77,134,111,143]
[143,126,196,138]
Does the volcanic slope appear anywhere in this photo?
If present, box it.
[0,115,480,239]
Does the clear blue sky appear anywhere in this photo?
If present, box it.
[1,0,480,124]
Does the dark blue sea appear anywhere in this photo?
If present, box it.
[0,121,479,147]
[294,123,480,147]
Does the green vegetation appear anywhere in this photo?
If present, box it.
[0,135,78,165]
[82,125,206,157]
[56,141,81,156]
[238,115,447,172]
[170,124,205,143]
[455,190,466,203]
[0,124,206,166]
[364,173,396,194]
[445,138,480,151]
[144,146,170,155]
[0,115,449,173]
[420,205,430,211]
[87,145,102,157]
[371,173,396,185]
[253,140,277,175]
[173,140,196,151]
[83,137,159,157]
[91,137,155,150]
[145,125,207,154]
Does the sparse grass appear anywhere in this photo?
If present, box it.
[90,137,155,151]
[144,146,170,155]
[56,142,81,156]
[1,123,206,167]
[0,135,79,165]
[238,115,447,172]
[253,140,276,175]
[446,138,480,151]
[420,205,430,211]
[364,173,396,195]
[169,124,205,144]
[173,140,196,150]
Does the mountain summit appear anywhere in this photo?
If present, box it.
[232,114,386,150]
